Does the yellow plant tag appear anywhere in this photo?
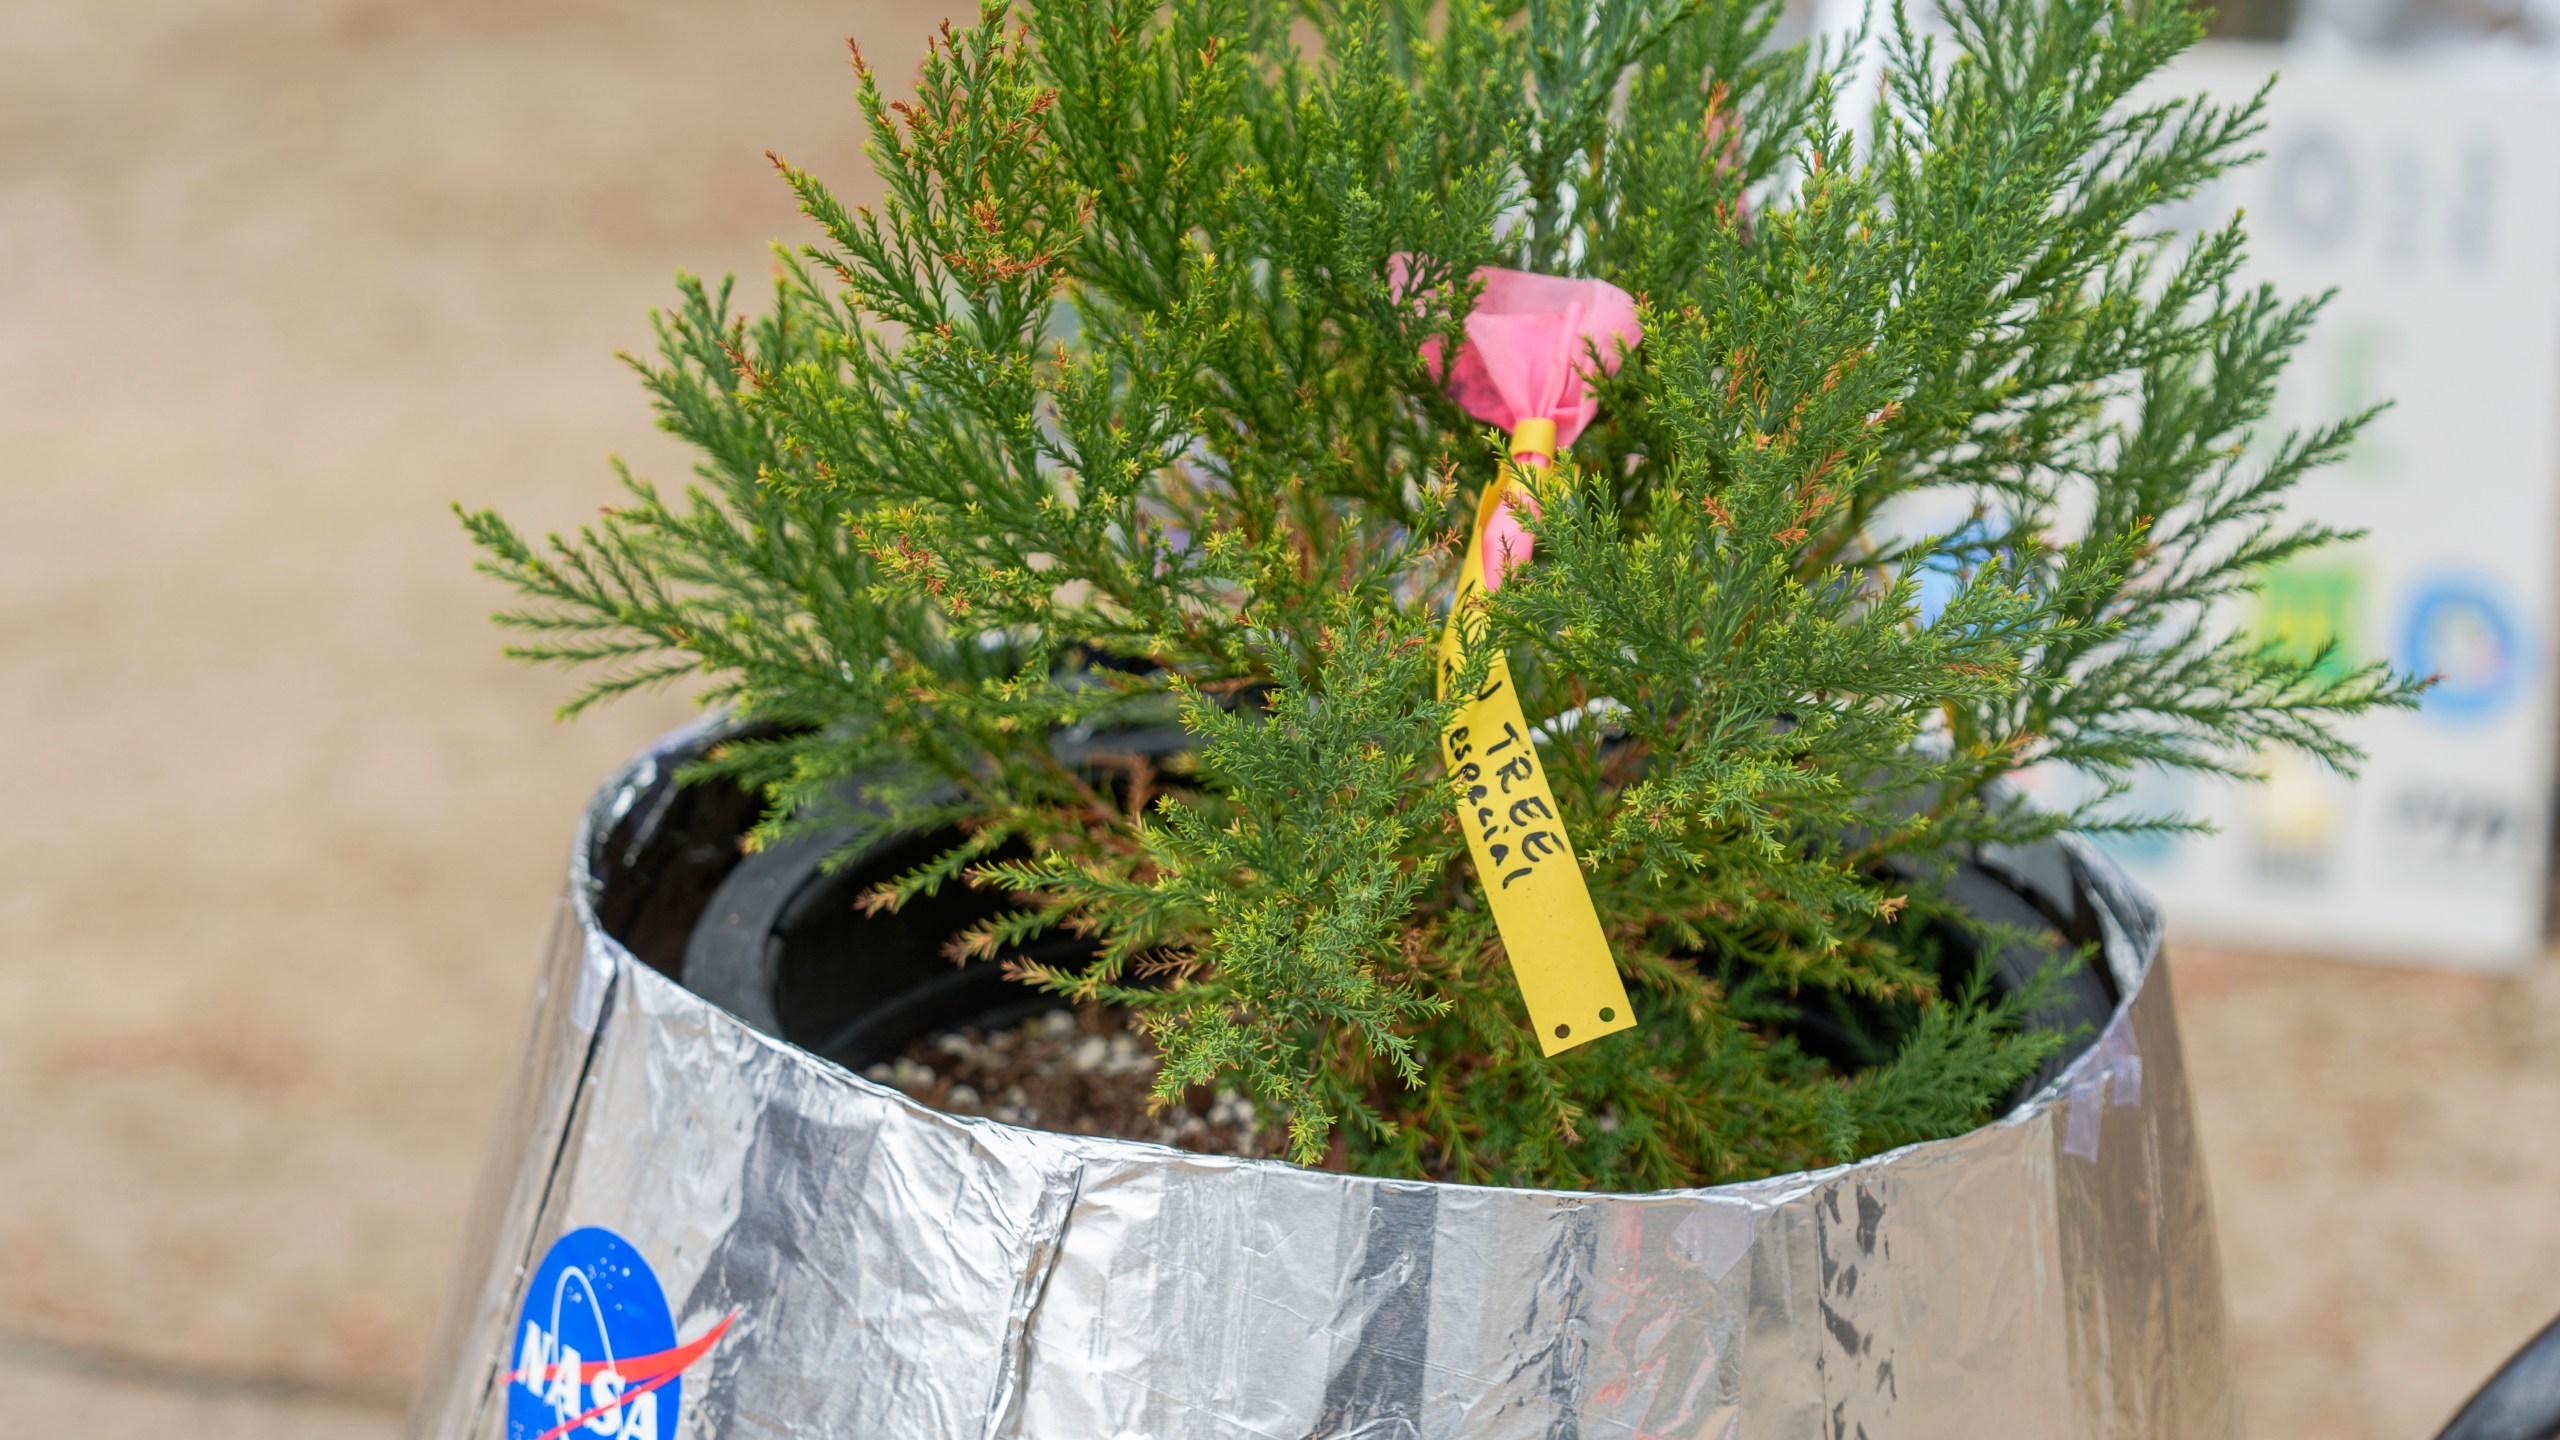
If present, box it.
[1436,430,1635,1057]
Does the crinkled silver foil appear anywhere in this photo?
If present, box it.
[409,724,2239,1439]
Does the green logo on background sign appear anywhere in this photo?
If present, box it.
[2256,559,2365,681]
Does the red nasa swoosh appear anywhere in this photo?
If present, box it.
[508,1310,737,1440]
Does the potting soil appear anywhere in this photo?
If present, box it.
[866,1007,1286,1160]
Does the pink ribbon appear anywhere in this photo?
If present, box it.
[1408,264,1641,589]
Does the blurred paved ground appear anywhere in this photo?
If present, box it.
[2177,947,2560,1437]
[0,3,2552,1437]
[0,0,954,1430]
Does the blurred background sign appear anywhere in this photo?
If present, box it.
[2066,47,2560,970]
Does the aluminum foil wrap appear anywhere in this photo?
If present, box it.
[409,726,2240,1440]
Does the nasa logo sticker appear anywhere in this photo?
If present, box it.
[506,1227,732,1440]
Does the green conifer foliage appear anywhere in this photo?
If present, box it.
[462,0,2419,1190]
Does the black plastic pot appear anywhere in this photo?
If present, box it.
[592,724,2119,1114]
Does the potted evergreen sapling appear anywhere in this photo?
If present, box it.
[462,0,2411,1187]
[426,0,2421,1432]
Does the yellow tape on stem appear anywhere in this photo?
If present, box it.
[1435,422,1635,1056]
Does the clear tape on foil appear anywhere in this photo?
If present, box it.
[2063,1009,2147,1163]
[406,734,2241,1440]
[570,930,617,1036]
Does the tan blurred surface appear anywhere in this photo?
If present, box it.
[2176,946,2560,1438]
[0,0,957,1429]
[0,2,2553,1436]
[0,1339,397,1439]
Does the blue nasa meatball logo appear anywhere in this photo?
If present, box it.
[506,1227,733,1440]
